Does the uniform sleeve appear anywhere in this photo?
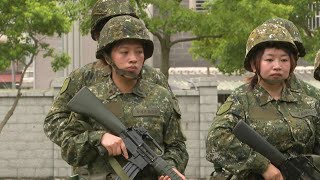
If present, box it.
[162,98,189,173]
[60,112,106,166]
[314,101,320,154]
[43,69,85,147]
[299,79,320,100]
[206,95,269,177]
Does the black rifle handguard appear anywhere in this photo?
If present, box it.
[233,120,320,180]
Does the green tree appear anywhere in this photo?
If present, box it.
[68,0,320,75]
[134,0,221,77]
[190,0,320,73]
[75,0,220,77]
[0,0,73,133]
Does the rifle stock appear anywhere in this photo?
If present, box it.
[232,120,286,167]
[67,87,181,180]
[232,120,320,180]
[67,86,126,135]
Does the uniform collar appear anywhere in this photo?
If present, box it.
[253,84,298,106]
[93,59,111,77]
[105,77,146,99]
[132,79,147,98]
[288,74,303,93]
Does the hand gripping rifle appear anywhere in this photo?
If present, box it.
[67,87,181,180]
[232,120,320,180]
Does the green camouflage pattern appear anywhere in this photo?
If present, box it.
[96,15,153,60]
[244,23,297,71]
[59,76,188,179]
[314,50,320,80]
[206,83,320,179]
[264,18,305,57]
[91,0,137,40]
[44,60,177,147]
[289,74,320,99]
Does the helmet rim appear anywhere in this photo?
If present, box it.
[96,15,154,61]
[244,23,298,72]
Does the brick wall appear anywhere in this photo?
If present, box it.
[0,77,217,179]
[0,90,62,178]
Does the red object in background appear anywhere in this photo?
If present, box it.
[0,73,22,83]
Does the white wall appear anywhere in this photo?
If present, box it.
[0,77,217,179]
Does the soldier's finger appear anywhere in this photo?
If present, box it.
[106,147,114,156]
[121,141,129,159]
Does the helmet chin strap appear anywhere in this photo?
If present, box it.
[101,51,140,79]
[261,78,284,85]
[257,73,285,85]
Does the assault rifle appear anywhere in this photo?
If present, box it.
[67,87,181,180]
[232,120,320,180]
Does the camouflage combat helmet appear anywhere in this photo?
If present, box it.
[244,23,298,72]
[91,0,138,41]
[96,15,153,61]
[264,18,306,57]
[314,50,320,80]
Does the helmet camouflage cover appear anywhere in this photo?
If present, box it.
[90,0,138,40]
[244,23,298,72]
[96,15,154,60]
[314,50,320,80]
[264,18,306,57]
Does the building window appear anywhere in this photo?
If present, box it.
[189,0,207,11]
[308,2,320,30]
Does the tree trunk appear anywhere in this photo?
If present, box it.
[0,56,34,134]
[160,35,171,78]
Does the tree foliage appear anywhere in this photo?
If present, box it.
[0,0,73,72]
[190,0,320,73]
[74,0,213,77]
[71,0,320,76]
[0,0,74,133]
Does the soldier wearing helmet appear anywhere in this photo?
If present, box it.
[59,15,188,180]
[95,15,154,79]
[264,18,320,102]
[206,23,320,179]
[90,0,138,41]
[44,0,180,158]
[89,0,171,92]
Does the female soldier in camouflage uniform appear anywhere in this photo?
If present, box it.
[264,18,320,100]
[60,15,188,180]
[206,23,320,179]
[44,0,177,148]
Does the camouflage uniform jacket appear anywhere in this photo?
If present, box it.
[289,74,320,100]
[206,83,320,179]
[44,59,175,147]
[60,74,188,179]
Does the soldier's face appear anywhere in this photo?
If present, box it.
[255,48,291,85]
[111,40,144,76]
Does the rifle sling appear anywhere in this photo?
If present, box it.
[109,156,130,180]
[115,162,141,180]
[96,136,130,179]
